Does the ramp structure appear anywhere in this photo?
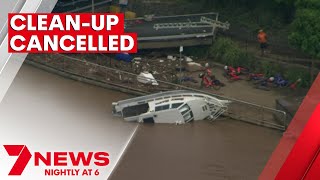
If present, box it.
[124,13,230,49]
[53,1,230,49]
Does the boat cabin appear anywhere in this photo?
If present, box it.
[112,90,230,124]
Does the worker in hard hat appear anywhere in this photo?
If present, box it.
[257,29,268,56]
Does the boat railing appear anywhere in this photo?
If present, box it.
[26,53,287,131]
[115,90,225,107]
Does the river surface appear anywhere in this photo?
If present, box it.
[2,64,282,180]
[110,120,282,180]
[0,64,136,179]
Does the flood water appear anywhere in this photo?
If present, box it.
[110,120,282,180]
[0,64,137,179]
[6,64,282,180]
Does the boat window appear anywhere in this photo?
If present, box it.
[122,103,149,118]
[171,103,183,109]
[155,104,170,112]
[143,117,154,123]
[202,105,208,111]
[184,111,194,122]
[184,113,192,120]
[179,104,191,115]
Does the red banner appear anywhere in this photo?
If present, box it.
[8,13,137,53]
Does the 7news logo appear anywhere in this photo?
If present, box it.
[2,145,110,176]
[4,145,31,175]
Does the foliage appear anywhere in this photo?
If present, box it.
[179,0,295,30]
[289,0,320,58]
[284,66,311,87]
[209,37,254,68]
[257,61,283,77]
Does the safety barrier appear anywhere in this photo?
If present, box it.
[26,53,287,131]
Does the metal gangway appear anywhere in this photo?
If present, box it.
[123,12,230,48]
[153,16,229,31]
[58,1,230,48]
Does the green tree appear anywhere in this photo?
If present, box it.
[289,0,320,58]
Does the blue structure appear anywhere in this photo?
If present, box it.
[115,53,133,62]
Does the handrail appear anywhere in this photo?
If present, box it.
[138,33,213,41]
[151,16,229,31]
[153,22,213,30]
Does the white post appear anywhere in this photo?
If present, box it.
[179,46,183,84]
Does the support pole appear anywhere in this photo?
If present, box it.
[179,51,182,84]
[179,46,183,84]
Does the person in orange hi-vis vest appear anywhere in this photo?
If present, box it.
[257,29,268,56]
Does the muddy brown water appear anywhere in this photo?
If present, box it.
[15,64,282,180]
[110,120,282,180]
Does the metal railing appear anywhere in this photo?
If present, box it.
[125,13,230,44]
[153,22,213,30]
[26,53,287,131]
[152,16,229,31]
[200,17,230,30]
